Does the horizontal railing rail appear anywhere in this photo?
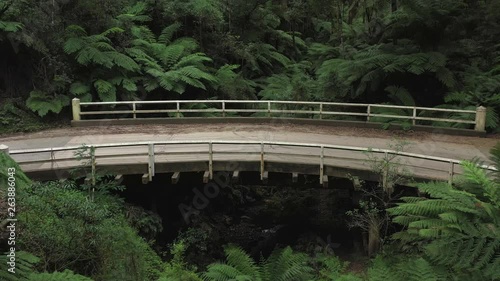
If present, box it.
[7,140,497,185]
[71,99,487,132]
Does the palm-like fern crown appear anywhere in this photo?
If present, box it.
[63,2,218,101]
[126,19,216,94]
[316,42,455,100]
[388,143,500,279]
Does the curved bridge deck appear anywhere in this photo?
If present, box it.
[1,123,496,185]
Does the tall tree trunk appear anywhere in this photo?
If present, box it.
[391,0,398,12]
[392,0,398,45]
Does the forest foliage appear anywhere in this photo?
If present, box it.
[1,0,500,280]
[1,141,500,280]
[0,0,499,131]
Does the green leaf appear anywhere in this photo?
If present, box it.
[26,91,70,117]
[70,82,91,96]
[93,80,117,102]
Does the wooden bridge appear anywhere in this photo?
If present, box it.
[0,99,493,189]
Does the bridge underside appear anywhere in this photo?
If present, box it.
[24,160,446,186]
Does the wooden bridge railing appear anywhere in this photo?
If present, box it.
[71,99,487,132]
[5,140,497,186]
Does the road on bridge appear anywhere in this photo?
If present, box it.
[1,122,497,181]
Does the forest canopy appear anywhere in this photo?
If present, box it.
[0,0,499,132]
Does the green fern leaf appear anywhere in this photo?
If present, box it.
[26,91,70,117]
[93,80,117,102]
[159,22,182,44]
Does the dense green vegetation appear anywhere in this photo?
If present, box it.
[2,1,500,280]
[1,0,500,133]
[1,142,500,280]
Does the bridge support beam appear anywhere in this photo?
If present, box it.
[142,174,149,184]
[448,161,454,185]
[208,142,213,180]
[322,175,329,188]
[260,142,265,181]
[171,172,180,184]
[115,174,123,184]
[352,177,362,190]
[232,171,240,183]
[292,172,298,183]
[262,171,269,184]
[319,146,325,185]
[148,143,155,181]
[203,171,210,183]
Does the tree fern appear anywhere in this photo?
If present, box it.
[26,90,70,117]
[204,246,261,281]
[369,86,415,129]
[238,43,291,76]
[128,25,216,94]
[115,2,151,26]
[213,64,257,99]
[436,91,500,130]
[368,256,444,281]
[259,61,318,102]
[93,79,117,102]
[64,25,140,102]
[159,22,182,44]
[261,247,312,281]
[0,251,39,281]
[316,43,455,100]
[203,246,312,281]
[388,149,500,279]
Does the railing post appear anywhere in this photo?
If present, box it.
[260,142,265,180]
[319,103,323,120]
[267,101,271,117]
[148,143,155,181]
[133,102,137,119]
[382,151,393,194]
[0,144,9,155]
[319,146,324,184]
[412,107,417,126]
[448,161,454,185]
[222,101,225,117]
[475,106,486,132]
[72,98,81,121]
[367,105,371,122]
[209,142,213,180]
[90,146,96,186]
[50,148,54,170]
[176,102,180,118]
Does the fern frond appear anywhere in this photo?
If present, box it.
[159,22,182,44]
[26,91,69,117]
[93,79,117,102]
[174,53,212,68]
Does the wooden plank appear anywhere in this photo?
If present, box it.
[292,172,298,183]
[171,172,180,184]
[232,170,240,183]
[142,174,149,184]
[203,171,210,183]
